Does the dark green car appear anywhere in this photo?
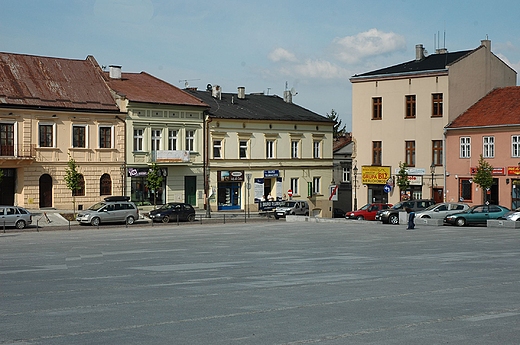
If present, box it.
[443,204,510,226]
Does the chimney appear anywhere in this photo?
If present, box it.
[481,39,491,51]
[109,65,122,79]
[283,90,292,103]
[237,86,245,99]
[212,85,221,100]
[415,44,425,61]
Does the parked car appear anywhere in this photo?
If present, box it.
[444,204,510,226]
[498,208,520,221]
[346,203,393,220]
[415,202,470,219]
[0,206,32,229]
[274,200,309,219]
[148,203,196,223]
[333,208,346,218]
[76,196,139,226]
[376,199,436,225]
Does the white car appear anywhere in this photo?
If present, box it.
[499,208,520,221]
[415,202,469,219]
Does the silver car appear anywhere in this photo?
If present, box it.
[0,206,32,229]
[76,196,139,226]
[415,202,469,219]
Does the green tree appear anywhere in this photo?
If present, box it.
[326,109,346,138]
[473,154,494,203]
[147,163,163,207]
[396,162,410,200]
[0,168,4,185]
[64,155,81,215]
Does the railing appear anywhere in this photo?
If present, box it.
[0,144,36,158]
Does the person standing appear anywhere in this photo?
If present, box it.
[406,207,415,230]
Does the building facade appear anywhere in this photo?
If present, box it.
[350,40,516,207]
[187,86,335,217]
[332,134,354,212]
[0,53,124,210]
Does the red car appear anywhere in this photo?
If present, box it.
[346,203,393,221]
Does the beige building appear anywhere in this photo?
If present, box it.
[350,40,516,207]
[186,86,335,217]
[98,64,209,207]
[0,53,125,210]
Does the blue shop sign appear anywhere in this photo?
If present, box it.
[264,170,280,177]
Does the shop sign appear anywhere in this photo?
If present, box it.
[218,170,245,182]
[155,150,190,162]
[508,166,520,175]
[362,166,391,184]
[470,167,505,175]
[264,170,280,177]
[408,175,423,186]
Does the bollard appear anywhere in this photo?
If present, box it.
[223,214,226,224]
[68,219,71,231]
[177,214,180,226]
[3,219,5,233]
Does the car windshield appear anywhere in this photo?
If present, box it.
[359,204,370,211]
[88,202,106,211]
[282,201,296,207]
[391,202,404,209]
[158,204,174,210]
[422,204,439,212]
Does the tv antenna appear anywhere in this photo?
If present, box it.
[179,79,200,88]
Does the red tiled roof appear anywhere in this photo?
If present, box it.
[104,72,208,108]
[0,52,119,111]
[448,86,520,128]
[333,134,352,151]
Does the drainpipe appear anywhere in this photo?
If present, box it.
[204,113,213,218]
[443,127,447,202]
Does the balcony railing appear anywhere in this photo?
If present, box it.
[0,144,36,158]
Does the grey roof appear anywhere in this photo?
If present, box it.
[185,89,333,123]
[351,50,473,79]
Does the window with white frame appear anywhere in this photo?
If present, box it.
[342,167,350,182]
[239,140,248,159]
[512,135,520,157]
[39,123,54,147]
[186,130,195,151]
[99,126,112,148]
[313,176,321,194]
[72,124,87,148]
[313,140,321,158]
[291,140,299,158]
[168,129,177,150]
[460,137,470,158]
[133,128,144,151]
[483,136,494,158]
[213,139,222,158]
[151,129,162,151]
[266,140,275,159]
[290,178,299,195]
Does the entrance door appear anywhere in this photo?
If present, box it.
[39,174,53,208]
[512,180,520,209]
[0,168,15,205]
[433,187,443,203]
[184,176,196,205]
[488,178,499,205]
[0,123,14,156]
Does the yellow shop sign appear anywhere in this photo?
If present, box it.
[361,166,391,184]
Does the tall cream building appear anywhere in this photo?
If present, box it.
[350,40,516,207]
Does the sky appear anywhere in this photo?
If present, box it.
[2,0,520,130]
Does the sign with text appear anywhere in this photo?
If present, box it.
[155,150,190,162]
[218,170,245,182]
[470,167,505,175]
[508,166,520,175]
[362,166,391,185]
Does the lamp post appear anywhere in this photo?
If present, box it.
[120,164,126,196]
[353,165,358,211]
[430,162,435,200]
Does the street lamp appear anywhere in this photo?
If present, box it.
[430,162,435,200]
[120,163,126,196]
[353,165,358,210]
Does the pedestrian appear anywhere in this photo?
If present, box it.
[406,207,415,230]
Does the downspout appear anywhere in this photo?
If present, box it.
[204,113,213,218]
[443,127,447,202]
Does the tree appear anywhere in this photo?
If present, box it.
[64,155,81,215]
[326,109,346,138]
[147,163,163,208]
[396,162,410,200]
[473,154,494,203]
[0,168,4,185]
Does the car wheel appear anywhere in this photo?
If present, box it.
[90,217,100,226]
[162,215,170,223]
[389,214,399,225]
[304,212,309,216]
[456,218,466,227]
[126,216,135,225]
[274,215,279,220]
[15,220,26,229]
[187,214,195,222]
[356,215,364,220]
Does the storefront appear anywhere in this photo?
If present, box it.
[361,166,391,203]
[217,170,244,210]
[253,170,283,202]
[127,167,167,206]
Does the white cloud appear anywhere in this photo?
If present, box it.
[333,28,406,64]
[268,48,298,62]
[290,59,350,79]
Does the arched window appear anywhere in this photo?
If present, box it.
[72,174,85,196]
[100,174,112,196]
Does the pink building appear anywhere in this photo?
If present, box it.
[445,86,520,208]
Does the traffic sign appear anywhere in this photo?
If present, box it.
[287,189,293,197]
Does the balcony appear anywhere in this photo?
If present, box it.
[0,144,36,165]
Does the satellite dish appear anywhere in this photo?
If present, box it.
[207,84,212,91]
[290,87,298,96]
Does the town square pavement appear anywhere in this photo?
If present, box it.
[1,220,520,344]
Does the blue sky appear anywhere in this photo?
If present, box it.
[2,0,520,130]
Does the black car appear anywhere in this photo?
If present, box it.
[148,203,196,223]
[376,199,436,225]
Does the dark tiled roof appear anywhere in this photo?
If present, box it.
[185,89,332,123]
[352,50,473,78]
[447,86,520,128]
[0,52,119,111]
[104,72,208,108]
